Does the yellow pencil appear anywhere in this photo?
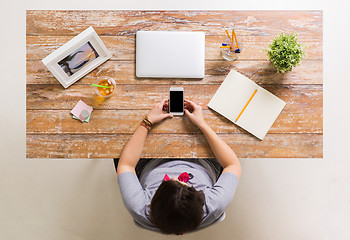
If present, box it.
[235,89,257,122]
[232,29,240,49]
[225,30,235,51]
[220,46,231,48]
[225,29,233,42]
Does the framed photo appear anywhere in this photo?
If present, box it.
[42,26,112,88]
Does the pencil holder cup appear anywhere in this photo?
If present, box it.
[220,37,243,61]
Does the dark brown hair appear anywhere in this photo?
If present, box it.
[150,180,205,235]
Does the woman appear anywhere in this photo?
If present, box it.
[116,99,241,235]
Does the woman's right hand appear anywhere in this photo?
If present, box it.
[147,99,173,124]
[184,99,207,129]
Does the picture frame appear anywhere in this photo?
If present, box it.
[42,26,112,88]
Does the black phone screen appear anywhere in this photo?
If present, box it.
[170,91,184,112]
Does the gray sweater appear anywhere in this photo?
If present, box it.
[117,159,239,232]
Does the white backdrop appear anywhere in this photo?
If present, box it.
[0,0,349,239]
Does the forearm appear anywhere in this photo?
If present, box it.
[117,125,148,175]
[199,123,241,173]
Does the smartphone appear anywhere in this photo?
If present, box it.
[169,87,184,116]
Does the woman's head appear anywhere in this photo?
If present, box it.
[150,179,205,235]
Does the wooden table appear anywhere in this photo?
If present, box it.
[26,10,323,158]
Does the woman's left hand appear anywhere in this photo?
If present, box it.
[147,99,173,124]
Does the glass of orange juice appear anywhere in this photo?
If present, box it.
[93,78,116,98]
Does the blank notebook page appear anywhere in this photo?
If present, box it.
[207,71,257,121]
[236,87,286,140]
[208,70,286,140]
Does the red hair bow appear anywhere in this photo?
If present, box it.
[163,172,190,183]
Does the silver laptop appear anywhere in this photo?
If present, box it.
[136,31,205,78]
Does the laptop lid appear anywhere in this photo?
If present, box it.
[136,31,205,78]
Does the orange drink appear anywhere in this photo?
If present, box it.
[93,78,116,98]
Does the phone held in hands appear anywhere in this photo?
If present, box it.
[169,87,184,116]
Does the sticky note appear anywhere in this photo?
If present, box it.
[71,100,93,122]
[73,112,92,122]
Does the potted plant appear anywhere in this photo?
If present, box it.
[266,32,306,73]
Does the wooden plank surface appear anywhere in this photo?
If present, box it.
[26,134,323,158]
[26,110,323,134]
[26,84,323,113]
[26,60,323,85]
[26,10,322,37]
[26,10,323,158]
[26,35,322,61]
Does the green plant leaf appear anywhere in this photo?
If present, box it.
[266,32,306,73]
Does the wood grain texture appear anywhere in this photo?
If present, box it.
[26,133,323,158]
[26,60,323,85]
[26,110,322,134]
[26,10,322,37]
[26,10,323,158]
[26,35,322,61]
[26,84,323,113]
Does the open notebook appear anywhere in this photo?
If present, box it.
[208,70,286,140]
